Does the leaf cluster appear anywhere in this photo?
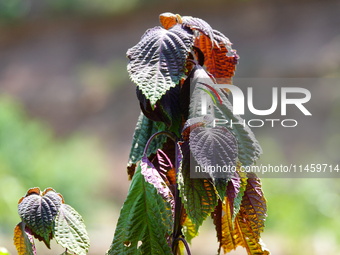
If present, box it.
[109,12,269,255]
[14,187,90,255]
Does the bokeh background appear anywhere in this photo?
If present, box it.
[0,0,340,254]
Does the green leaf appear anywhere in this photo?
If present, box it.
[127,112,167,179]
[18,188,62,247]
[54,204,90,255]
[13,222,36,255]
[214,178,228,201]
[178,142,218,227]
[107,165,173,255]
[127,24,194,105]
[182,215,199,244]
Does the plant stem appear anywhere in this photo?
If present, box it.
[142,130,188,254]
[142,131,177,157]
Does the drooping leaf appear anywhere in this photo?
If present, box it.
[219,173,269,255]
[240,173,267,237]
[212,198,244,254]
[141,156,175,214]
[177,142,218,227]
[18,188,63,247]
[42,188,65,203]
[235,207,270,255]
[107,165,173,255]
[189,126,238,180]
[54,204,90,255]
[13,222,36,255]
[127,112,167,179]
[127,24,194,105]
[213,172,268,255]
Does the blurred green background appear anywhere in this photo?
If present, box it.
[0,0,339,254]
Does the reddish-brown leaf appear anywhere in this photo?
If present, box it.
[194,34,238,84]
[213,175,269,255]
[213,197,244,254]
[240,173,267,236]
[235,205,270,255]
[230,173,269,255]
[159,12,182,30]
